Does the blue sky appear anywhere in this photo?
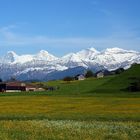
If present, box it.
[0,0,140,56]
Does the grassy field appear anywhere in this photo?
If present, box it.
[0,94,140,121]
[0,64,140,139]
[0,120,139,140]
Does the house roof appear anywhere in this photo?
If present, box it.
[0,81,42,89]
[6,81,26,87]
[26,84,39,88]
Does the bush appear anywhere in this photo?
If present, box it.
[127,82,140,92]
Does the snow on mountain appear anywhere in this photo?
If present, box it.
[2,51,18,63]
[91,47,140,70]
[0,47,140,81]
[1,51,34,64]
[59,53,87,68]
[1,50,58,64]
[58,47,100,68]
[76,47,99,61]
[60,47,140,71]
[35,50,58,61]
[15,64,67,75]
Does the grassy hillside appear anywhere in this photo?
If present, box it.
[45,77,113,96]
[95,64,140,93]
[36,64,140,96]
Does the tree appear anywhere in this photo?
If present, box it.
[127,78,140,92]
[85,70,94,78]
[115,68,124,74]
[0,78,2,82]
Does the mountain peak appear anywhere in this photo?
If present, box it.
[104,47,139,54]
[87,47,99,53]
[3,51,18,63]
[39,50,49,54]
[36,50,58,61]
[7,51,18,56]
[76,47,99,61]
[105,47,126,53]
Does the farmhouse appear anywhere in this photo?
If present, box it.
[96,72,104,78]
[75,74,85,80]
[0,81,45,92]
[0,81,26,92]
[26,84,45,91]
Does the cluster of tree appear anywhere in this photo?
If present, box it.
[85,70,94,78]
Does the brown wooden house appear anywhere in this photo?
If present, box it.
[0,81,26,92]
[0,81,45,92]
[6,82,26,92]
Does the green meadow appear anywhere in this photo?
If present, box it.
[0,64,140,139]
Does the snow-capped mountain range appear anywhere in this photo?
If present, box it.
[0,47,140,81]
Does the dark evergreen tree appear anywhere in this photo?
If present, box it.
[85,70,94,78]
[0,78,2,82]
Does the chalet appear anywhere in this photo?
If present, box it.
[75,74,85,81]
[78,75,85,80]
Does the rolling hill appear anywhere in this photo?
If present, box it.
[94,64,140,93]
[45,64,140,95]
